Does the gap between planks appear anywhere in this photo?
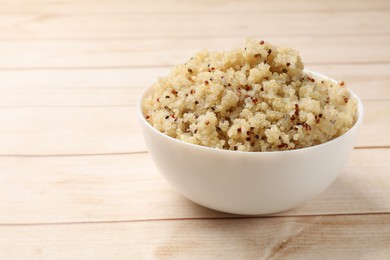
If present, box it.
[1,0,389,13]
[1,211,390,227]
[1,32,390,41]
[0,146,388,158]
[2,8,390,16]
[0,61,390,71]
[0,12,388,38]
[0,101,384,153]
[0,98,387,109]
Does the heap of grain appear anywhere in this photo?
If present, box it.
[143,39,357,152]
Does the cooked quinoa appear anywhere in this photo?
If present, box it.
[143,39,358,152]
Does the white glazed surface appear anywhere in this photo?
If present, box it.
[137,71,364,215]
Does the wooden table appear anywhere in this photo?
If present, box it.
[1,0,389,258]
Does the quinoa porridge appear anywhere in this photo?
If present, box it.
[143,39,358,152]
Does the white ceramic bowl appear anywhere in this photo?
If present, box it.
[137,71,364,215]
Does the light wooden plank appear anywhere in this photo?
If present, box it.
[0,152,224,223]
[0,67,169,89]
[0,107,144,155]
[0,76,387,108]
[0,215,389,259]
[0,11,389,39]
[0,36,389,68]
[0,67,170,92]
[0,0,387,257]
[0,149,389,223]
[2,0,390,14]
[0,87,143,107]
[0,64,388,107]
[357,100,390,147]
[0,101,386,155]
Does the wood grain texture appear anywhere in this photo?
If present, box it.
[0,64,388,105]
[1,215,389,259]
[0,67,388,107]
[0,100,386,155]
[0,87,144,107]
[0,0,389,258]
[0,36,389,68]
[0,64,390,98]
[0,67,169,89]
[2,0,390,14]
[0,11,389,39]
[0,107,143,155]
[0,149,389,224]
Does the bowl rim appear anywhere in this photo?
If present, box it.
[137,70,364,155]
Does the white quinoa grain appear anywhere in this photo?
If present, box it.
[143,39,358,152]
